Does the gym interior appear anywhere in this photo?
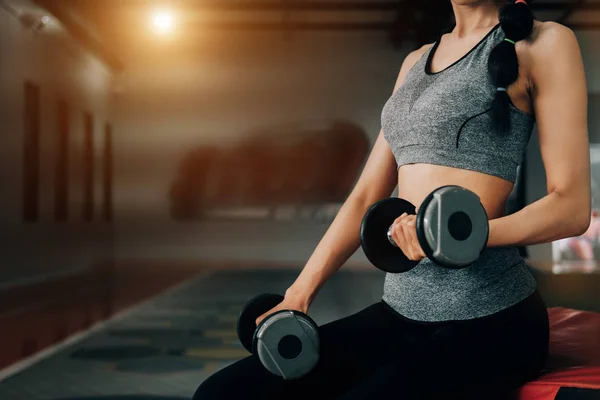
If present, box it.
[0,0,599,399]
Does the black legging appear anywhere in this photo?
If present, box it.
[193,290,549,399]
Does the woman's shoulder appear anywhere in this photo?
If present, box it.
[525,21,579,59]
[519,21,581,79]
[392,43,435,91]
[411,43,435,60]
[403,43,435,70]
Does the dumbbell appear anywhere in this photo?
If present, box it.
[236,293,320,380]
[360,185,489,273]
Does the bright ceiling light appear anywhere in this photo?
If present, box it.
[151,9,175,35]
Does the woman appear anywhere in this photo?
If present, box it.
[194,0,590,398]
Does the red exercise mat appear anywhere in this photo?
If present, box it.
[518,307,600,399]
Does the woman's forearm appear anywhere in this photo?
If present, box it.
[286,196,372,307]
[488,189,590,248]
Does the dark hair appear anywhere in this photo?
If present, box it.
[488,1,535,134]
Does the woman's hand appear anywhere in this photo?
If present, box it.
[255,293,310,326]
[389,213,426,262]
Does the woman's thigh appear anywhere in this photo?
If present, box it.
[193,302,410,400]
[337,292,550,399]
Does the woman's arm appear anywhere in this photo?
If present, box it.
[488,23,591,248]
[285,47,430,308]
[285,133,397,307]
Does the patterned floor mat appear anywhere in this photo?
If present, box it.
[0,269,384,400]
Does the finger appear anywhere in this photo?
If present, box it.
[393,213,409,225]
[400,223,421,260]
[402,220,422,256]
[400,220,414,237]
[409,232,424,258]
[398,223,412,251]
[256,312,268,325]
[398,215,416,227]
[255,305,278,325]
[409,230,426,259]
[256,312,270,326]
[391,225,403,249]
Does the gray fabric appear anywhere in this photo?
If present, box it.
[380,24,538,321]
[382,247,537,321]
[381,24,535,182]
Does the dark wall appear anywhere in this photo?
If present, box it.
[112,32,408,264]
[0,6,114,285]
[589,94,600,143]
[107,28,599,265]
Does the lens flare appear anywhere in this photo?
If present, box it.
[151,9,175,35]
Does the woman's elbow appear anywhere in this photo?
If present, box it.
[557,187,591,237]
[573,211,592,236]
[569,198,592,236]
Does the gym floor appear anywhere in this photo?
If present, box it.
[0,265,598,400]
[0,268,384,400]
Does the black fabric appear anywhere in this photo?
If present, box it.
[193,291,549,400]
[556,388,600,400]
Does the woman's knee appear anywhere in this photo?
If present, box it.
[192,356,277,400]
[193,366,235,400]
[192,378,218,399]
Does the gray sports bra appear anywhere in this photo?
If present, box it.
[382,23,535,183]
[380,24,537,322]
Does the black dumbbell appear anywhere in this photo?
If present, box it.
[360,185,489,273]
[236,293,320,380]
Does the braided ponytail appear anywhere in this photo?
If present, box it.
[488,0,535,134]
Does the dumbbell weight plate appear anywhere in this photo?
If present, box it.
[416,186,489,268]
[237,293,284,353]
[360,198,419,273]
[254,310,320,380]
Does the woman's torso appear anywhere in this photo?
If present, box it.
[380,23,539,322]
[396,23,536,217]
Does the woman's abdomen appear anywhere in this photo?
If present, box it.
[397,163,515,219]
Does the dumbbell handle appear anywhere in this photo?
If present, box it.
[386,225,398,248]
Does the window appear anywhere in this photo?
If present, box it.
[83,112,94,221]
[103,124,113,222]
[23,82,41,223]
[55,100,69,221]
